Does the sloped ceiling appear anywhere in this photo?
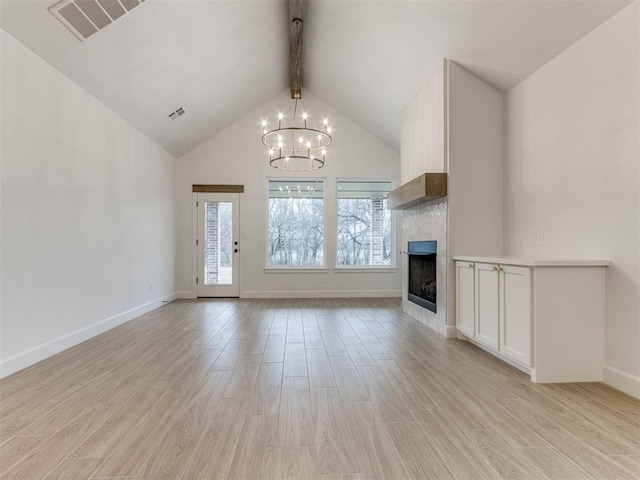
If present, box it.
[0,0,631,157]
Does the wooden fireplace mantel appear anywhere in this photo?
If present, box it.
[388,173,447,210]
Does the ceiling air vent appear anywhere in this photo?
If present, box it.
[168,107,186,121]
[49,0,148,41]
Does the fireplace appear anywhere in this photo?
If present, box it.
[407,241,437,313]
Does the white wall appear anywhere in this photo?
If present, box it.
[447,61,504,334]
[0,30,177,378]
[505,2,640,397]
[177,89,401,298]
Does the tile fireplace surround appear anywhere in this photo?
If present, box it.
[402,198,450,336]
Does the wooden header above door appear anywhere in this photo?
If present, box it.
[192,185,244,193]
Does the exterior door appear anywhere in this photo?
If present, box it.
[197,193,240,297]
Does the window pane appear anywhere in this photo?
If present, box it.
[336,180,392,266]
[204,201,233,285]
[268,180,324,266]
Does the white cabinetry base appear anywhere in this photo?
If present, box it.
[453,256,609,384]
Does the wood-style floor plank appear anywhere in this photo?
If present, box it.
[518,446,593,479]
[180,398,249,480]
[327,355,369,402]
[356,365,414,422]
[69,381,172,459]
[262,334,286,363]
[410,408,503,480]
[385,421,454,479]
[226,414,277,480]
[0,298,638,480]
[283,343,307,377]
[0,435,48,477]
[306,348,336,389]
[278,377,314,447]
[273,446,317,479]
[2,401,114,480]
[610,454,640,476]
[313,388,361,476]
[90,388,197,478]
[250,362,283,415]
[221,354,262,398]
[462,429,550,480]
[286,312,305,344]
[341,401,410,479]
[43,457,104,480]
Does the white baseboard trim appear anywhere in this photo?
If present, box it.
[242,290,401,299]
[177,291,197,299]
[444,325,458,338]
[463,335,531,376]
[0,292,178,379]
[603,365,640,399]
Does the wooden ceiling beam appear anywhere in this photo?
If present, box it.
[289,0,304,99]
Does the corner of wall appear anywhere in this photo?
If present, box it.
[603,365,640,400]
[0,294,178,379]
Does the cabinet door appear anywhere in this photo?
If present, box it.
[456,261,475,337]
[500,266,532,366]
[475,263,500,349]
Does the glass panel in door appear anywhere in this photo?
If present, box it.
[203,200,232,285]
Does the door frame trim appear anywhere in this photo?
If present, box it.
[192,192,242,298]
[192,184,244,193]
[191,192,198,297]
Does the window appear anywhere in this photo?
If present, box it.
[336,180,393,266]
[267,180,324,266]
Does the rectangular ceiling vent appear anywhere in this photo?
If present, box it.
[49,0,148,41]
[168,107,186,121]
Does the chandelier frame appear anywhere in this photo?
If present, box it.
[262,98,332,172]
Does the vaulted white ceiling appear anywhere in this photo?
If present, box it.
[0,0,631,157]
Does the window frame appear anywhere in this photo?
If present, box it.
[264,177,328,271]
[334,177,396,271]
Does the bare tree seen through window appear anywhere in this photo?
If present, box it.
[268,180,324,266]
[336,180,392,266]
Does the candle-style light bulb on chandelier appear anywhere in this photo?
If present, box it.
[261,0,332,171]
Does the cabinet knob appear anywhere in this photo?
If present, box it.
[468,263,474,268]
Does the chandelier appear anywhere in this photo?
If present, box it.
[261,99,332,171]
[262,0,332,171]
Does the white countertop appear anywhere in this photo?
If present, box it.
[452,255,610,267]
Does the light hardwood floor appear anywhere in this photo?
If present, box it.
[1,298,639,479]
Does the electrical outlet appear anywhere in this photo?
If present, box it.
[321,275,327,284]
[536,232,544,245]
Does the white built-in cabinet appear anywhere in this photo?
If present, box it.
[499,265,532,366]
[474,262,501,350]
[454,256,609,383]
[458,261,532,366]
[454,262,475,337]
